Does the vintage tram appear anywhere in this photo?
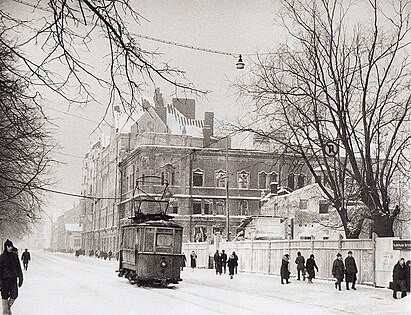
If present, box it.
[118,176,184,286]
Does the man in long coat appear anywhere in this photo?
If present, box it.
[332,253,345,291]
[280,254,291,284]
[295,251,306,281]
[392,258,407,299]
[213,250,222,275]
[21,249,31,271]
[345,251,358,290]
[221,250,227,274]
[0,240,23,315]
[306,254,319,284]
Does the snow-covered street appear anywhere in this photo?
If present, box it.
[9,252,410,315]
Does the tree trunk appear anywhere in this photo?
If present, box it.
[372,215,395,237]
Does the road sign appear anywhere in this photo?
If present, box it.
[324,141,338,157]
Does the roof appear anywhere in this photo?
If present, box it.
[64,224,82,232]
[166,104,204,137]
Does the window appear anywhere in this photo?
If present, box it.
[288,173,295,190]
[299,199,308,209]
[319,200,329,214]
[215,201,224,215]
[297,174,305,188]
[156,231,173,249]
[258,172,267,189]
[144,228,155,252]
[204,200,212,214]
[215,170,227,188]
[239,200,248,215]
[162,164,175,186]
[269,172,278,184]
[193,169,204,187]
[237,171,250,189]
[174,230,182,253]
[193,199,202,214]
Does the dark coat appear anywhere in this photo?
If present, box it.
[280,256,290,279]
[214,252,222,270]
[393,262,407,281]
[21,251,31,263]
[295,255,305,270]
[345,256,357,282]
[0,244,23,282]
[306,258,318,279]
[190,253,197,268]
[221,252,227,265]
[332,259,345,281]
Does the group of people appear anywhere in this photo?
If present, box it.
[281,252,319,284]
[213,250,238,279]
[280,251,358,290]
[391,257,410,299]
[88,249,114,261]
[0,240,25,315]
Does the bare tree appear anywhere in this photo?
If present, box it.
[236,0,411,238]
[0,0,205,118]
[0,35,53,234]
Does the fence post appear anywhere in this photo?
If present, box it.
[268,241,272,274]
[251,239,254,273]
[372,233,377,287]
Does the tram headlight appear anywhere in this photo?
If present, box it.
[160,260,168,268]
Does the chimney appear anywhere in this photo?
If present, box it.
[172,98,195,119]
[203,126,212,147]
[204,112,214,136]
[270,182,278,195]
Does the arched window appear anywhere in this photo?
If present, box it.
[258,172,267,189]
[215,170,227,188]
[237,171,250,189]
[192,169,204,187]
[288,173,295,190]
[161,164,175,186]
[269,172,278,184]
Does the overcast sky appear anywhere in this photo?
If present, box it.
[3,0,286,218]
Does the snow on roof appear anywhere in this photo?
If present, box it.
[166,104,204,137]
[65,224,82,232]
[117,110,145,133]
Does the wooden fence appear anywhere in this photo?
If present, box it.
[183,239,375,285]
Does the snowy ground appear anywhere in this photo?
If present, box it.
[8,251,410,315]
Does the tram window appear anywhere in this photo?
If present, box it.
[144,228,155,252]
[156,234,173,247]
[174,230,182,253]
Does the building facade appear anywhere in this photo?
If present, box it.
[80,89,311,252]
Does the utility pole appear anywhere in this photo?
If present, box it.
[188,149,194,242]
[225,137,230,241]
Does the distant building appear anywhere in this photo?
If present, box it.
[80,89,311,252]
[51,203,82,252]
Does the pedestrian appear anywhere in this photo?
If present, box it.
[190,251,197,271]
[295,251,305,281]
[233,251,239,274]
[0,240,23,315]
[345,251,358,290]
[392,258,407,299]
[108,250,113,261]
[21,249,31,271]
[213,250,222,275]
[332,253,345,291]
[221,250,227,274]
[306,254,319,284]
[227,253,236,279]
[181,254,186,271]
[280,254,291,284]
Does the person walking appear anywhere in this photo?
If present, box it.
[295,252,305,281]
[232,252,239,274]
[190,251,197,271]
[332,253,345,291]
[21,249,31,271]
[221,250,227,274]
[213,250,222,275]
[180,254,187,271]
[392,258,407,299]
[406,260,411,293]
[0,240,23,315]
[227,253,236,279]
[280,254,291,284]
[306,254,319,284]
[345,251,358,290]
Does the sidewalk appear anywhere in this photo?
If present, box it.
[181,268,410,315]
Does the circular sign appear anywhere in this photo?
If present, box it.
[324,141,338,157]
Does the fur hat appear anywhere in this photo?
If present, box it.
[336,253,342,257]
[4,239,13,248]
